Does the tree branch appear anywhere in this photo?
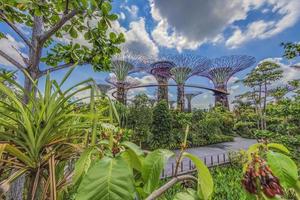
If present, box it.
[40,62,75,75]
[0,49,26,71]
[40,9,79,43]
[145,175,197,200]
[0,10,32,48]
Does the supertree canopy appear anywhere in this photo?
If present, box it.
[169,54,209,111]
[105,76,141,104]
[185,91,202,112]
[109,52,146,104]
[97,83,112,96]
[110,52,146,83]
[143,56,176,102]
[200,55,255,108]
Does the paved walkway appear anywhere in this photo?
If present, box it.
[163,137,256,177]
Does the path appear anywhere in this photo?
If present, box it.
[163,137,256,178]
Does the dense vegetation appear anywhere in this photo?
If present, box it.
[0,1,299,199]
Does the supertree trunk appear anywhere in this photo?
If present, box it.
[177,84,185,111]
[116,82,126,104]
[157,77,168,102]
[214,85,229,109]
[186,97,192,112]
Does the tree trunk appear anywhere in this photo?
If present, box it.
[258,84,263,130]
[116,82,126,104]
[177,84,184,112]
[263,80,267,130]
[157,78,168,102]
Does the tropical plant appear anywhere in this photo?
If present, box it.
[242,142,300,199]
[0,69,116,199]
[75,125,214,200]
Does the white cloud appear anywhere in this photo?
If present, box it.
[150,0,251,51]
[121,18,159,57]
[118,12,126,20]
[226,0,300,48]
[150,0,300,51]
[124,5,139,18]
[0,34,27,68]
[226,20,275,48]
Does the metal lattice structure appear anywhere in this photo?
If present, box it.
[199,55,255,108]
[105,76,141,104]
[169,54,209,111]
[109,52,146,104]
[97,83,112,96]
[185,91,202,112]
[142,56,176,102]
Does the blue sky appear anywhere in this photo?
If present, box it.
[0,0,300,108]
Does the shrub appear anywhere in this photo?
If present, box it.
[149,100,172,149]
[127,94,152,147]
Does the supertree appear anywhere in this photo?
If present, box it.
[142,56,176,102]
[105,76,141,104]
[109,52,146,104]
[199,55,255,108]
[185,91,202,112]
[169,54,209,111]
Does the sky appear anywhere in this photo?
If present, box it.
[0,0,300,108]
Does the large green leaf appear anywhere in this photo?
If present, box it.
[267,143,289,154]
[183,152,213,200]
[121,141,143,156]
[76,157,135,200]
[142,149,174,194]
[73,148,94,185]
[267,151,298,188]
[121,149,143,172]
[173,189,200,200]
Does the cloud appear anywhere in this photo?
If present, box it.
[150,0,251,51]
[123,5,139,18]
[0,34,27,68]
[226,20,275,48]
[120,18,159,57]
[150,0,300,51]
[226,0,300,48]
[118,12,126,20]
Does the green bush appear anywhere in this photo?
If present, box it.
[127,94,152,147]
[149,100,172,149]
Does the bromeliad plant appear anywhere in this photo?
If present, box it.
[242,141,300,199]
[75,125,214,200]
[0,69,115,200]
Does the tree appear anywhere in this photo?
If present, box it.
[127,94,152,147]
[243,61,283,130]
[282,42,300,59]
[150,100,172,149]
[0,0,124,102]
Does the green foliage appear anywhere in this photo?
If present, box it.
[127,94,152,147]
[76,157,135,200]
[183,153,214,200]
[0,0,125,78]
[0,70,117,199]
[142,149,174,194]
[150,100,172,149]
[211,166,254,200]
[282,42,300,59]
